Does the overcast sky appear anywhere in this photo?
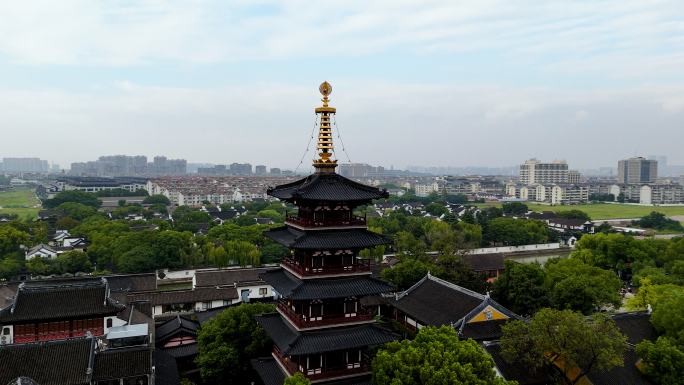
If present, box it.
[1,0,683,171]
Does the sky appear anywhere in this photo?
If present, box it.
[1,0,684,171]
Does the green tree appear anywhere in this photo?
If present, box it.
[617,192,625,203]
[118,199,127,207]
[55,217,81,230]
[372,326,514,385]
[635,337,684,385]
[26,256,53,276]
[54,250,93,274]
[0,258,21,280]
[633,211,684,231]
[500,309,627,385]
[58,202,100,220]
[545,258,622,314]
[283,373,310,385]
[501,202,528,216]
[649,286,684,345]
[424,203,448,217]
[0,226,30,258]
[256,209,285,223]
[117,245,156,273]
[196,303,275,384]
[492,260,550,316]
[381,258,432,290]
[43,190,102,209]
[142,194,172,205]
[555,209,591,221]
[461,209,476,224]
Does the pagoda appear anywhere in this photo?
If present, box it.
[253,82,399,384]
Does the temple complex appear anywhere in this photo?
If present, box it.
[252,82,400,384]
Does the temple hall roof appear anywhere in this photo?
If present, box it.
[194,267,277,288]
[0,337,93,385]
[256,312,399,355]
[386,273,519,327]
[263,226,392,250]
[260,268,397,300]
[0,279,124,323]
[267,173,389,203]
[606,311,658,345]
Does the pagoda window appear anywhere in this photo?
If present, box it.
[307,354,323,374]
[342,254,353,266]
[312,257,323,268]
[309,304,323,320]
[344,301,358,316]
[347,350,362,368]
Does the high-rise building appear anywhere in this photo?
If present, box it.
[617,157,657,184]
[255,165,267,175]
[229,163,252,175]
[568,170,581,184]
[270,168,281,175]
[519,159,569,184]
[2,158,50,173]
[254,82,399,383]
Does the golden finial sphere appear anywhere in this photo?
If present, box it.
[319,81,332,97]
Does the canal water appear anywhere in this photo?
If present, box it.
[506,249,573,266]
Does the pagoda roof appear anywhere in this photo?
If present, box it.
[263,226,392,250]
[256,312,399,355]
[251,357,287,385]
[267,173,389,202]
[260,269,397,300]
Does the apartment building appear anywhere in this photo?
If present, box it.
[617,157,657,184]
[519,159,569,184]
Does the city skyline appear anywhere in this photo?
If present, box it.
[1,1,684,168]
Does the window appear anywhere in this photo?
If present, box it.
[106,318,113,328]
[202,301,212,310]
[223,300,232,306]
[259,288,268,296]
[2,328,9,335]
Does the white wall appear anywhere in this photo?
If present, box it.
[468,243,562,254]
[105,316,127,334]
[1,325,13,345]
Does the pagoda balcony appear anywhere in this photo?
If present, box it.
[277,300,375,330]
[285,214,366,229]
[281,256,371,279]
[273,347,372,382]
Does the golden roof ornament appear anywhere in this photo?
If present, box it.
[313,81,338,172]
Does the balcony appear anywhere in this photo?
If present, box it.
[277,300,374,330]
[273,347,372,382]
[281,256,371,278]
[285,214,366,229]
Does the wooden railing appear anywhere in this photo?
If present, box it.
[277,300,374,329]
[285,214,366,228]
[281,256,371,277]
[273,347,372,381]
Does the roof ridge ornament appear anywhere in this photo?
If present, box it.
[313,81,338,173]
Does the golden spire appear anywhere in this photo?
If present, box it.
[313,81,338,173]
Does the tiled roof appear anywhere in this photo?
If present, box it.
[267,173,389,202]
[154,350,181,385]
[484,342,557,385]
[585,348,651,385]
[251,357,287,385]
[0,337,93,385]
[106,274,158,292]
[263,226,392,250]
[194,267,277,288]
[462,253,506,272]
[458,318,508,341]
[607,311,658,345]
[0,280,123,323]
[123,287,238,306]
[92,346,152,381]
[386,275,485,326]
[256,313,399,355]
[261,269,396,300]
[161,342,198,358]
[156,315,199,343]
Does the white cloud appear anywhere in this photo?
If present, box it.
[0,0,683,78]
